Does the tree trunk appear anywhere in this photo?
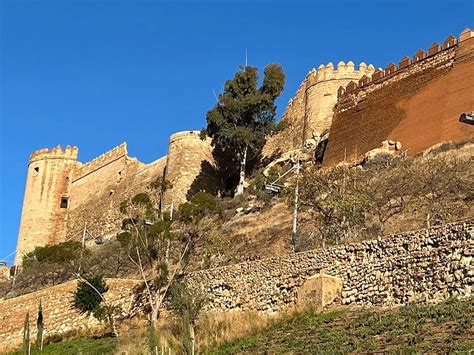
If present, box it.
[235,145,248,196]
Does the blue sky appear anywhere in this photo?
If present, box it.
[0,0,472,264]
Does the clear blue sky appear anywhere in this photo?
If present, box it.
[0,0,472,264]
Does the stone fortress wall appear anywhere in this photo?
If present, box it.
[162,131,219,209]
[323,29,474,165]
[186,221,473,312]
[262,61,375,158]
[15,146,79,265]
[15,29,474,264]
[15,133,216,265]
[1,221,472,351]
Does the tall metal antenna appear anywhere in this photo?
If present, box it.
[245,48,248,67]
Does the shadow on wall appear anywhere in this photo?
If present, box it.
[186,160,222,201]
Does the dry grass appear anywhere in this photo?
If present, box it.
[196,310,274,351]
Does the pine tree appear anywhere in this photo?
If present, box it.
[22,312,30,355]
[203,64,285,195]
[37,299,44,351]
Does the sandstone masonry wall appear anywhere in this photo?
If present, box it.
[324,30,474,165]
[67,155,167,241]
[162,131,219,209]
[16,131,216,261]
[15,146,79,264]
[0,279,139,352]
[186,221,473,312]
[262,61,375,158]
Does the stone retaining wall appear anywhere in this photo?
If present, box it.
[1,222,471,350]
[0,279,138,351]
[186,221,473,312]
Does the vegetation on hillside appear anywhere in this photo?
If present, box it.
[215,297,474,354]
[1,141,472,301]
[9,297,472,354]
[290,147,473,251]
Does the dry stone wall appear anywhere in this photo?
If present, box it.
[186,221,473,312]
[2,222,472,350]
[0,279,139,352]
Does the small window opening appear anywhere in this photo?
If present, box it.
[109,190,114,196]
[33,167,39,175]
[117,171,122,183]
[60,197,69,209]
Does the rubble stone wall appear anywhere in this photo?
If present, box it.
[0,279,139,352]
[186,221,473,312]
[2,222,472,350]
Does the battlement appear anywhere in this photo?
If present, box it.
[338,28,473,97]
[285,61,375,108]
[74,143,128,179]
[304,61,376,86]
[29,145,78,164]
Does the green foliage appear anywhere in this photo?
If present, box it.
[295,165,369,248]
[150,176,173,192]
[119,200,128,214]
[10,337,116,354]
[120,192,155,218]
[178,192,222,222]
[170,282,207,324]
[203,64,286,189]
[148,323,159,354]
[36,300,44,350]
[131,192,152,206]
[22,312,30,355]
[116,231,132,247]
[73,274,108,319]
[23,241,83,269]
[170,282,207,354]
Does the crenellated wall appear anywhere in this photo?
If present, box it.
[324,29,474,165]
[73,143,128,179]
[15,146,79,264]
[262,61,375,158]
[16,133,217,262]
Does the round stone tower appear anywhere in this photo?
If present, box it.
[15,145,78,265]
[262,61,375,158]
[303,61,375,139]
[162,131,219,209]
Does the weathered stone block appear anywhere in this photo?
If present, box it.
[297,273,342,308]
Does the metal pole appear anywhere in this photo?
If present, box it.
[291,156,300,253]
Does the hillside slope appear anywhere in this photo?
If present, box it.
[215,297,474,354]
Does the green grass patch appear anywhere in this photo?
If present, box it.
[215,297,474,354]
[9,336,116,355]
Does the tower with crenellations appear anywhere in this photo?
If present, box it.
[262,61,375,158]
[15,145,79,265]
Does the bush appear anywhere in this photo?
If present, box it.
[23,241,83,269]
[179,192,222,222]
